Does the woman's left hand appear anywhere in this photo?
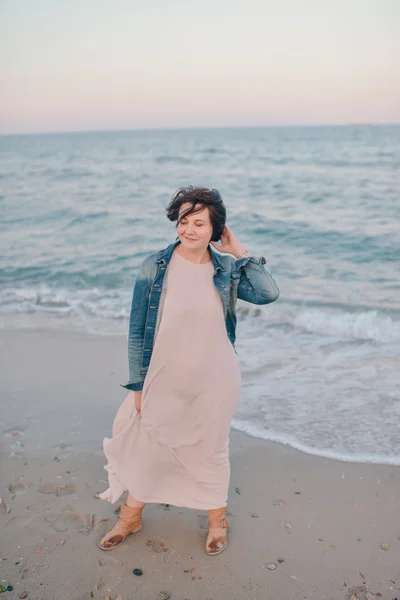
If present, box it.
[210,225,249,258]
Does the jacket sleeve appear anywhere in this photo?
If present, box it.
[235,255,279,305]
[120,257,153,391]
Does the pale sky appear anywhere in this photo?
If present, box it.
[1,0,399,134]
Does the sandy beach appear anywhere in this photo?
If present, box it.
[1,326,399,600]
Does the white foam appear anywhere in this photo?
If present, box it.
[231,419,400,466]
[237,301,400,343]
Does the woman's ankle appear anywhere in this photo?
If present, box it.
[208,506,227,524]
[126,494,145,508]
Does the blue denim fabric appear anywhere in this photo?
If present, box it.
[121,240,279,391]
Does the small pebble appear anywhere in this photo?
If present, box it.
[7,586,14,592]
[267,564,276,570]
[381,543,389,550]
[273,499,285,507]
[133,568,143,576]
[159,592,171,600]
[19,594,28,599]
[277,558,285,563]
[290,575,298,580]
[250,513,259,518]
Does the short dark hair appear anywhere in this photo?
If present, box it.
[166,187,226,242]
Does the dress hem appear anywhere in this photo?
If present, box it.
[99,437,228,510]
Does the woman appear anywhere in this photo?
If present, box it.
[98,187,279,555]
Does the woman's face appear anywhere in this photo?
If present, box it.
[177,203,213,251]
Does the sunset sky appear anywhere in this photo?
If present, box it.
[1,0,399,134]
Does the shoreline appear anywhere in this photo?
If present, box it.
[1,322,398,467]
[231,426,400,468]
[1,326,399,599]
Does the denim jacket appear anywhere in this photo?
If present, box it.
[121,240,279,391]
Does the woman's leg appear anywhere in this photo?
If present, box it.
[206,506,228,555]
[99,496,145,550]
[127,494,145,508]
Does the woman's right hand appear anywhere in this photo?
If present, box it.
[135,391,142,414]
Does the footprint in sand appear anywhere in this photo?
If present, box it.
[38,482,77,496]
[148,536,170,553]
[5,515,35,529]
[95,570,122,594]
[8,479,31,497]
[18,544,55,578]
[147,536,179,565]
[44,507,108,535]
[98,557,119,567]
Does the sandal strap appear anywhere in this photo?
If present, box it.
[104,503,143,536]
[208,517,228,529]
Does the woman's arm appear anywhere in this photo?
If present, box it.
[236,255,279,305]
[121,256,154,391]
[210,225,279,305]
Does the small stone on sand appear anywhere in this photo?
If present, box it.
[267,564,276,570]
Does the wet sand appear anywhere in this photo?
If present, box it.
[1,327,399,600]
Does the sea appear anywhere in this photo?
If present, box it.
[1,125,399,465]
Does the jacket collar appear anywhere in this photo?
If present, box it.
[156,239,226,273]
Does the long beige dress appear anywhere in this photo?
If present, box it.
[100,249,241,510]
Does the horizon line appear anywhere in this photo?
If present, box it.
[1,121,399,138]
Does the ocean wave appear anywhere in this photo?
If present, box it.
[231,419,400,466]
[0,286,131,322]
[1,283,399,344]
[238,302,400,343]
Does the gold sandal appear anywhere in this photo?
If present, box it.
[206,506,228,556]
[99,499,144,550]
